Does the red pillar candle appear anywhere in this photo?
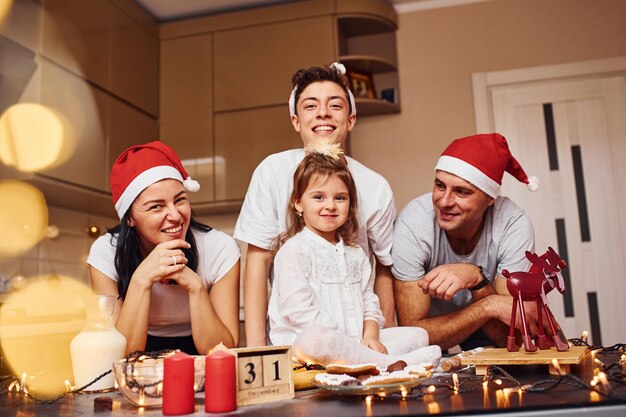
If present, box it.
[204,346,237,413]
[163,351,195,415]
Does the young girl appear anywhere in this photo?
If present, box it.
[267,144,441,367]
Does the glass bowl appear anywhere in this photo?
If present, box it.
[112,356,205,408]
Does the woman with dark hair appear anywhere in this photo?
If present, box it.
[87,141,240,355]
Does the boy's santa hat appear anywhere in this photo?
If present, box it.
[435,133,539,199]
[110,140,199,219]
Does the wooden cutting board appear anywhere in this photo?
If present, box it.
[460,346,588,375]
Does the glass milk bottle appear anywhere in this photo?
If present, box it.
[70,295,126,391]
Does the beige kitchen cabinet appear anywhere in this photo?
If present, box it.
[213,16,335,112]
[37,60,109,191]
[214,106,301,202]
[107,97,159,193]
[110,5,159,116]
[41,0,111,91]
[160,34,214,204]
[41,0,158,116]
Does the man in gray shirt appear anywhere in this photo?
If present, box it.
[392,133,541,350]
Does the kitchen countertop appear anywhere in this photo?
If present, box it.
[1,351,625,417]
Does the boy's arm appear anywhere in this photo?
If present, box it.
[374,263,396,327]
[243,245,273,347]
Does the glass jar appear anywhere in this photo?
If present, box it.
[70,295,126,391]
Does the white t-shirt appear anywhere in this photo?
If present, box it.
[268,227,384,346]
[87,228,240,337]
[234,149,395,265]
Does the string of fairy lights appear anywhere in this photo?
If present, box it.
[1,341,624,406]
[385,339,626,403]
[0,349,173,404]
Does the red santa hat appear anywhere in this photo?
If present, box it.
[435,133,539,199]
[110,141,200,219]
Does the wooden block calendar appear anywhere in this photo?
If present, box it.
[460,345,588,375]
[232,345,294,406]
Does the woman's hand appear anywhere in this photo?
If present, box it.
[131,239,190,289]
[162,265,205,293]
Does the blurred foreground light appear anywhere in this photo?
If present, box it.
[0,180,48,257]
[0,0,13,25]
[0,103,70,172]
[0,274,93,399]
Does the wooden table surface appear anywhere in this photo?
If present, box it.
[1,350,624,417]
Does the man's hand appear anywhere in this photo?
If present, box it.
[417,264,483,301]
[487,294,558,337]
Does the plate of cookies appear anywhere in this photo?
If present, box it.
[312,361,432,395]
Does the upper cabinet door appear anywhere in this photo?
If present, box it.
[214,106,302,202]
[213,16,335,112]
[38,60,108,191]
[42,0,111,91]
[110,7,159,116]
[160,33,214,204]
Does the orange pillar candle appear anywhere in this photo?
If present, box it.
[204,346,236,413]
[163,351,195,415]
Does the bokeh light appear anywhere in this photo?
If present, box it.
[0,180,48,257]
[0,0,13,26]
[0,274,93,398]
[0,103,72,172]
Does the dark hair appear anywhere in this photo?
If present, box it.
[291,64,353,115]
[108,213,211,300]
[275,152,358,249]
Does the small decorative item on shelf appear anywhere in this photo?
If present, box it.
[347,70,376,99]
[380,88,397,104]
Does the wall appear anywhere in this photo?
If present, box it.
[0,206,117,296]
[350,0,626,210]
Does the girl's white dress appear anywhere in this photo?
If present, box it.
[268,227,441,367]
[269,226,383,344]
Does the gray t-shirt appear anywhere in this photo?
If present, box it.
[392,193,534,318]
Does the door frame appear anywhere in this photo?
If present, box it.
[472,56,626,132]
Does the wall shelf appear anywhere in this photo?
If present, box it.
[354,98,400,116]
[338,55,397,74]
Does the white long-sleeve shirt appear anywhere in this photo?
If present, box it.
[268,227,384,346]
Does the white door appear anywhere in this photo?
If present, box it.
[478,71,626,346]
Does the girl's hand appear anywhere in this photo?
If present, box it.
[131,239,190,289]
[362,337,388,354]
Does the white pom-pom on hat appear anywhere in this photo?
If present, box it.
[183,177,200,192]
[330,62,347,74]
[527,176,540,192]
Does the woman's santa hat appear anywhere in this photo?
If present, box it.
[435,133,539,199]
[110,141,200,219]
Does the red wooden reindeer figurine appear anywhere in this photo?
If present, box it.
[502,247,569,353]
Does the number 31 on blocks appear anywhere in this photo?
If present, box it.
[232,345,294,406]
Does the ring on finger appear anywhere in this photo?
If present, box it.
[171,255,177,266]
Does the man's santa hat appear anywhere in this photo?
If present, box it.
[435,133,539,199]
[110,141,200,219]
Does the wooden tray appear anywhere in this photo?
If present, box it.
[460,346,588,375]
